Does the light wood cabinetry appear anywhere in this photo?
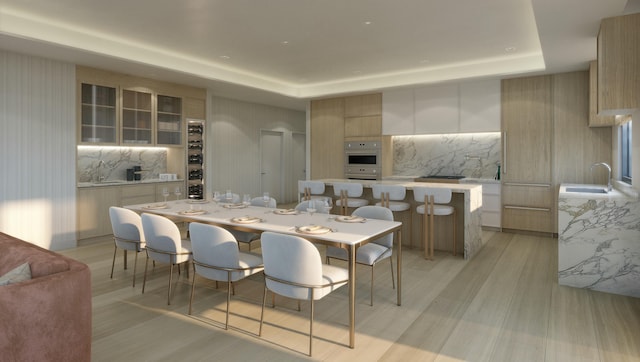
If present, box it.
[501,75,554,233]
[597,13,640,115]
[588,61,615,127]
[345,93,381,117]
[121,184,156,206]
[156,95,182,146]
[344,94,382,139]
[310,98,345,179]
[121,89,153,144]
[79,83,117,144]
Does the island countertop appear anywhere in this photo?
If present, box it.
[314,178,484,260]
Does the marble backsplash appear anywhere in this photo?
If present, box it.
[393,133,501,178]
[77,147,167,182]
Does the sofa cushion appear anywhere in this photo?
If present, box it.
[0,263,31,286]
[0,235,69,278]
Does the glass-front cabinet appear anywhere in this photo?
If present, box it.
[157,95,182,146]
[80,83,117,144]
[121,89,152,145]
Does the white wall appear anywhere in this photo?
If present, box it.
[207,96,306,203]
[0,50,77,250]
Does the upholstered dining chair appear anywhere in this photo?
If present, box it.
[413,186,456,260]
[250,196,277,208]
[259,232,349,357]
[109,206,146,287]
[294,199,330,214]
[371,183,411,246]
[325,205,395,306]
[141,213,193,305]
[298,180,326,201]
[225,196,277,251]
[332,182,368,215]
[188,223,264,329]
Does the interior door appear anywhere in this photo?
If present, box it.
[260,130,284,203]
[292,132,306,199]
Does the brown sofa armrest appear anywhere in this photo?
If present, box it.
[0,261,92,361]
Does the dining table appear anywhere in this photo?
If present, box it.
[125,199,403,349]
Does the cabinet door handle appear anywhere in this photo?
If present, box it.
[503,131,507,175]
[504,205,551,212]
[503,182,551,187]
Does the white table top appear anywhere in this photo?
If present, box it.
[125,200,402,247]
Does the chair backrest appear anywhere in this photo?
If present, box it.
[250,197,277,208]
[333,182,363,197]
[294,199,329,214]
[189,223,241,281]
[141,213,183,263]
[353,206,394,248]
[372,184,406,201]
[413,187,452,204]
[298,180,325,195]
[260,232,323,300]
[109,207,145,250]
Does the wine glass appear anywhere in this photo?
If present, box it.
[212,191,221,203]
[242,194,251,207]
[174,186,182,201]
[161,187,169,204]
[225,190,233,203]
[262,192,270,208]
[307,199,317,220]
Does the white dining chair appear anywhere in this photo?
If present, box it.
[298,180,326,201]
[250,196,277,208]
[188,223,264,329]
[372,184,411,247]
[259,232,349,357]
[109,206,146,287]
[413,186,456,260]
[225,196,277,251]
[325,205,395,306]
[141,213,193,305]
[294,199,330,214]
[333,182,368,215]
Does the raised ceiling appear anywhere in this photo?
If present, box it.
[0,0,631,110]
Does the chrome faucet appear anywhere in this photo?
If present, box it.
[97,160,106,182]
[590,162,612,192]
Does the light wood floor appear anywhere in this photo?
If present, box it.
[60,230,640,361]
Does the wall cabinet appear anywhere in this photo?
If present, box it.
[79,83,117,144]
[588,61,615,127]
[501,75,554,233]
[156,95,183,146]
[597,13,640,115]
[382,88,414,135]
[122,89,153,144]
[459,80,501,133]
[414,84,459,134]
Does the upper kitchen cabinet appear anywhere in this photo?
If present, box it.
[344,93,382,139]
[79,82,118,144]
[310,97,345,179]
[382,88,414,135]
[414,84,459,134]
[156,95,182,146]
[588,61,615,127]
[597,13,640,115]
[459,79,501,132]
[121,89,152,144]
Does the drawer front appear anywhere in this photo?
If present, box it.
[502,206,553,233]
[121,184,155,198]
[483,194,501,212]
[502,183,553,208]
[482,210,501,228]
[482,183,501,195]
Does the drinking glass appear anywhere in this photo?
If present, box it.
[225,190,233,203]
[161,187,169,204]
[212,191,221,203]
[243,194,251,206]
[174,187,182,201]
[307,199,317,219]
[323,197,333,214]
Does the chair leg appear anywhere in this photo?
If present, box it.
[142,255,150,294]
[259,285,268,336]
[422,212,429,260]
[123,250,128,270]
[370,266,374,306]
[452,209,457,256]
[110,245,117,279]
[167,263,174,305]
[189,272,197,315]
[225,279,232,330]
[389,255,395,290]
[309,298,315,357]
[132,252,139,287]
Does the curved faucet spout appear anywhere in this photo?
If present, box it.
[590,162,612,192]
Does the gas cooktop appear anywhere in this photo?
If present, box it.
[419,175,466,180]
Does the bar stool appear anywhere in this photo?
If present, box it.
[413,187,456,260]
[333,182,368,215]
[372,184,411,245]
[298,180,326,201]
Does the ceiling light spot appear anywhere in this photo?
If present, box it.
[505,46,516,52]
[281,41,290,45]
[219,55,230,60]
[420,59,430,64]
[364,21,373,25]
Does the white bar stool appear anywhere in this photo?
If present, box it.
[333,182,368,215]
[413,187,456,260]
[298,180,326,201]
[372,184,411,245]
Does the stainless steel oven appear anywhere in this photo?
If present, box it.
[344,141,381,180]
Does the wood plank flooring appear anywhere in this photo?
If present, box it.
[59,230,640,361]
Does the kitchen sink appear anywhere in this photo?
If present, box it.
[565,187,607,194]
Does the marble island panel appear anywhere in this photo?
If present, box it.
[558,183,640,298]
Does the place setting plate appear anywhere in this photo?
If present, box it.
[231,216,263,224]
[223,203,248,209]
[335,215,366,223]
[294,225,332,235]
[273,209,298,215]
[178,209,207,216]
[188,199,209,204]
[143,203,168,210]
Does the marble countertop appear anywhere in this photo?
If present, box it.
[319,178,482,193]
[77,179,185,188]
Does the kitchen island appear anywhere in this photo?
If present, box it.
[315,179,484,260]
[558,184,640,298]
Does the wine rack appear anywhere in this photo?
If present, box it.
[186,119,205,199]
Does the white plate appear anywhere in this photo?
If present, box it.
[178,210,207,216]
[223,203,248,209]
[335,215,366,223]
[143,203,168,210]
[188,199,209,204]
[231,216,262,224]
[296,225,331,234]
[273,209,298,215]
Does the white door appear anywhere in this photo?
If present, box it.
[260,130,284,202]
[292,132,306,198]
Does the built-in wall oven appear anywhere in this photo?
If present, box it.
[344,141,382,180]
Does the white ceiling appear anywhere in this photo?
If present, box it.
[0,0,633,110]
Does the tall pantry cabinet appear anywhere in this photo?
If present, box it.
[501,75,554,234]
